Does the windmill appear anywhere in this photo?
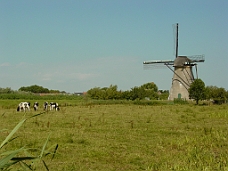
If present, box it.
[143,23,205,100]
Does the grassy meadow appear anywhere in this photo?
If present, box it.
[0,100,228,170]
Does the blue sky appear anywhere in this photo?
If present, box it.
[0,0,227,93]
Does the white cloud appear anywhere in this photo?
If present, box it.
[35,69,98,81]
[0,62,11,67]
[0,56,174,92]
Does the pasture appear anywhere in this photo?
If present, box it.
[0,100,228,170]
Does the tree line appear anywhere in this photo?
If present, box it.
[87,80,228,104]
[87,83,168,100]
[18,85,66,94]
[189,79,228,104]
[0,80,227,104]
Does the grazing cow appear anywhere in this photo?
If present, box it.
[50,102,60,111]
[43,101,48,111]
[17,102,30,112]
[33,102,39,111]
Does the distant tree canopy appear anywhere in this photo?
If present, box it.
[188,78,227,105]
[0,81,227,104]
[19,85,50,93]
[0,87,14,94]
[129,82,159,100]
[18,85,65,94]
[87,82,165,100]
[205,86,227,104]
[140,82,158,92]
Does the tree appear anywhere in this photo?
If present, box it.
[122,90,131,100]
[19,85,49,93]
[188,79,206,104]
[0,87,13,94]
[226,90,228,102]
[140,82,159,100]
[140,82,158,92]
[205,86,227,104]
[205,86,214,100]
[129,86,146,100]
[158,90,169,100]
[87,87,101,99]
[213,87,227,104]
[105,85,118,99]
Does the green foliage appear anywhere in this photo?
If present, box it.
[129,86,146,100]
[0,91,34,100]
[132,82,159,100]
[140,82,158,92]
[17,85,66,94]
[0,80,227,105]
[87,85,123,100]
[174,98,188,104]
[19,85,50,93]
[0,88,13,94]
[87,83,160,101]
[188,79,206,104]
[121,90,131,100]
[158,90,169,100]
[205,86,227,104]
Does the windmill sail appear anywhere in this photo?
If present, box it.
[187,55,205,63]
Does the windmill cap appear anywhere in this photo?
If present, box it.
[174,56,192,66]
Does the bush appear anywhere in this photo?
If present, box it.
[174,98,188,104]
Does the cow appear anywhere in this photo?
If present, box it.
[43,101,48,111]
[33,102,39,111]
[50,102,60,111]
[17,102,30,112]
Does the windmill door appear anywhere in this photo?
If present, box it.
[178,93,181,99]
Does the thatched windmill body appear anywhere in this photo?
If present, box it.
[143,23,205,100]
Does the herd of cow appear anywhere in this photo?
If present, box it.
[17,101,60,112]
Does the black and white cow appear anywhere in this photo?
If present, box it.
[50,102,60,111]
[43,101,48,111]
[17,102,30,112]
[33,102,39,111]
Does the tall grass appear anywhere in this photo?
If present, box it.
[0,100,227,170]
[0,112,58,170]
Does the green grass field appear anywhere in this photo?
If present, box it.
[0,100,228,170]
